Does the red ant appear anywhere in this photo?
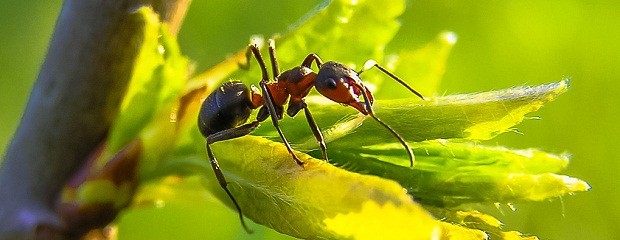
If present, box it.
[197,39,425,232]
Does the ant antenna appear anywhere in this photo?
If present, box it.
[356,60,425,166]
[359,60,426,100]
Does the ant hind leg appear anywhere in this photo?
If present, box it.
[205,121,260,233]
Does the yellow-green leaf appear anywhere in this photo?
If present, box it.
[196,136,439,239]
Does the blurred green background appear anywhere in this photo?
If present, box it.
[1,0,617,239]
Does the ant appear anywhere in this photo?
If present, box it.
[197,39,425,233]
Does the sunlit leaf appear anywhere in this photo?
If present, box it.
[324,140,588,206]
[431,209,540,240]
[105,7,189,162]
[105,7,163,156]
[376,31,458,98]
[282,80,569,150]
[106,1,588,240]
[199,136,439,239]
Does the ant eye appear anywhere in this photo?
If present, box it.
[325,78,338,89]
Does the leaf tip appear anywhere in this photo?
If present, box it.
[562,175,591,192]
[439,31,458,45]
[561,77,571,88]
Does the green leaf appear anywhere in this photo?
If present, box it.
[304,81,582,207]
[200,136,440,239]
[431,208,540,240]
[105,7,162,155]
[376,31,458,98]
[117,176,264,239]
[364,80,568,142]
[323,140,589,207]
[76,179,134,209]
[230,0,406,89]
[277,80,569,150]
[105,7,188,161]
[138,24,190,175]
[438,222,489,240]
[112,0,589,239]
[281,0,404,63]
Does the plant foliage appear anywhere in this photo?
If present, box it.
[95,1,589,239]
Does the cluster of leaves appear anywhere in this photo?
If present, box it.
[73,1,589,239]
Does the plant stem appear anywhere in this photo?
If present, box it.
[0,0,189,239]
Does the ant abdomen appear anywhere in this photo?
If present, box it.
[198,81,254,137]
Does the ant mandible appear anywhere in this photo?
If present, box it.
[197,39,425,233]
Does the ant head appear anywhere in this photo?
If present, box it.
[314,61,372,114]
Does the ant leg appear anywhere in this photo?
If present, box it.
[303,105,328,161]
[239,45,253,70]
[358,84,416,167]
[287,100,328,161]
[259,81,304,166]
[267,39,280,77]
[359,60,426,100]
[246,42,301,165]
[243,39,280,79]
[243,44,271,83]
[301,53,324,69]
[206,121,260,234]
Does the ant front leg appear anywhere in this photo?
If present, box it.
[239,42,272,82]
[287,100,328,161]
[301,53,324,69]
[205,121,260,234]
[267,39,280,77]
[243,44,271,82]
[238,44,254,71]
[246,42,302,166]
